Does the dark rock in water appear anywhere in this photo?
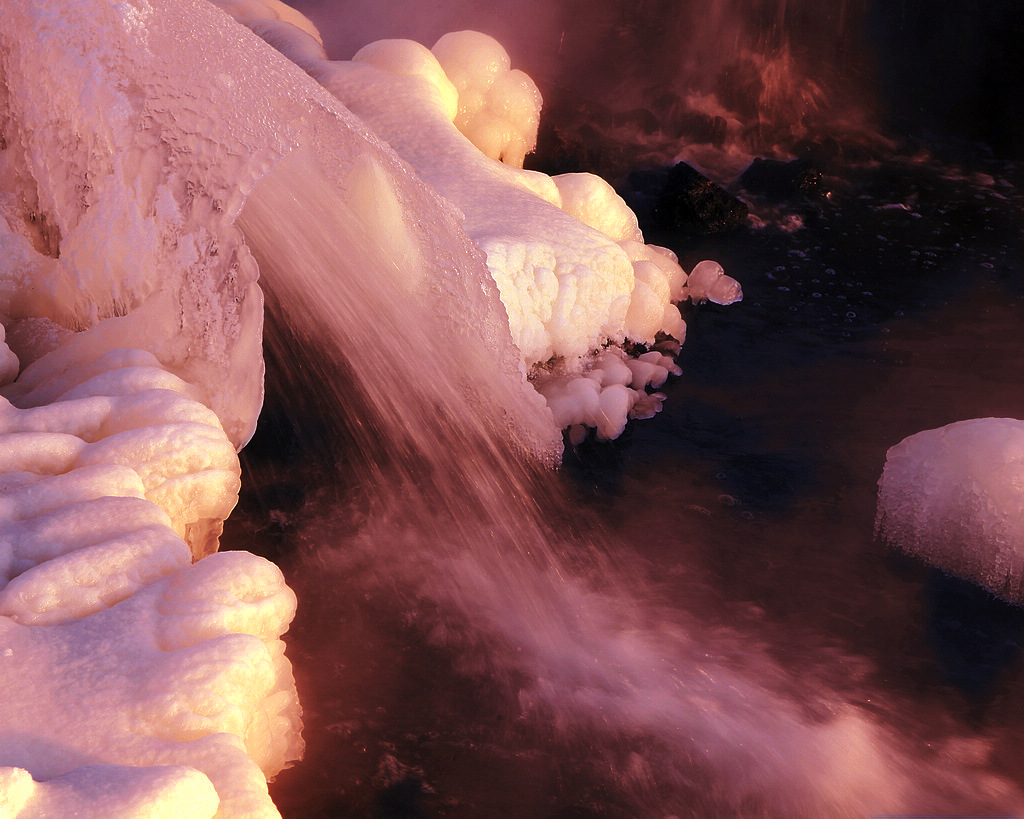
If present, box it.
[684,113,729,147]
[626,162,748,236]
[739,157,823,201]
[527,120,596,176]
[740,121,797,154]
[793,137,842,170]
[525,87,631,178]
[375,776,428,819]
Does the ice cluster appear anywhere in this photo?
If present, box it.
[876,418,1024,602]
[221,10,742,442]
[0,0,321,813]
[0,0,743,812]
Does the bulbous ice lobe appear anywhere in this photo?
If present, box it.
[683,259,744,305]
[432,31,543,168]
[876,418,1024,602]
[0,552,300,818]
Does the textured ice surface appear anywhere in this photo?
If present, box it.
[0,0,272,448]
[0,343,301,816]
[0,364,301,817]
[876,418,1024,602]
[0,552,299,818]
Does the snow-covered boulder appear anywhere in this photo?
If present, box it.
[876,418,1024,602]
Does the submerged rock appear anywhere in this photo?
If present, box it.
[739,157,823,200]
[626,162,749,236]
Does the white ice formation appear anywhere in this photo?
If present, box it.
[1,0,743,813]
[876,418,1024,603]
[0,0,327,813]
[219,12,742,442]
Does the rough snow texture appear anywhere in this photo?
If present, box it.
[0,0,272,448]
[876,418,1024,602]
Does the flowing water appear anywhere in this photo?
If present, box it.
[228,125,1024,819]
[221,3,1024,817]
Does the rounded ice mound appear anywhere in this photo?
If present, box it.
[352,39,459,121]
[876,418,1024,602]
[432,31,543,168]
[683,260,743,305]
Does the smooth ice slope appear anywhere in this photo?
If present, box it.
[876,418,1024,602]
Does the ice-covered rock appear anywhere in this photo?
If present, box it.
[0,551,300,818]
[876,418,1024,602]
[224,17,694,361]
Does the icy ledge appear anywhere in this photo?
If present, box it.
[223,11,742,442]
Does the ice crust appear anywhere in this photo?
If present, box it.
[876,418,1024,602]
